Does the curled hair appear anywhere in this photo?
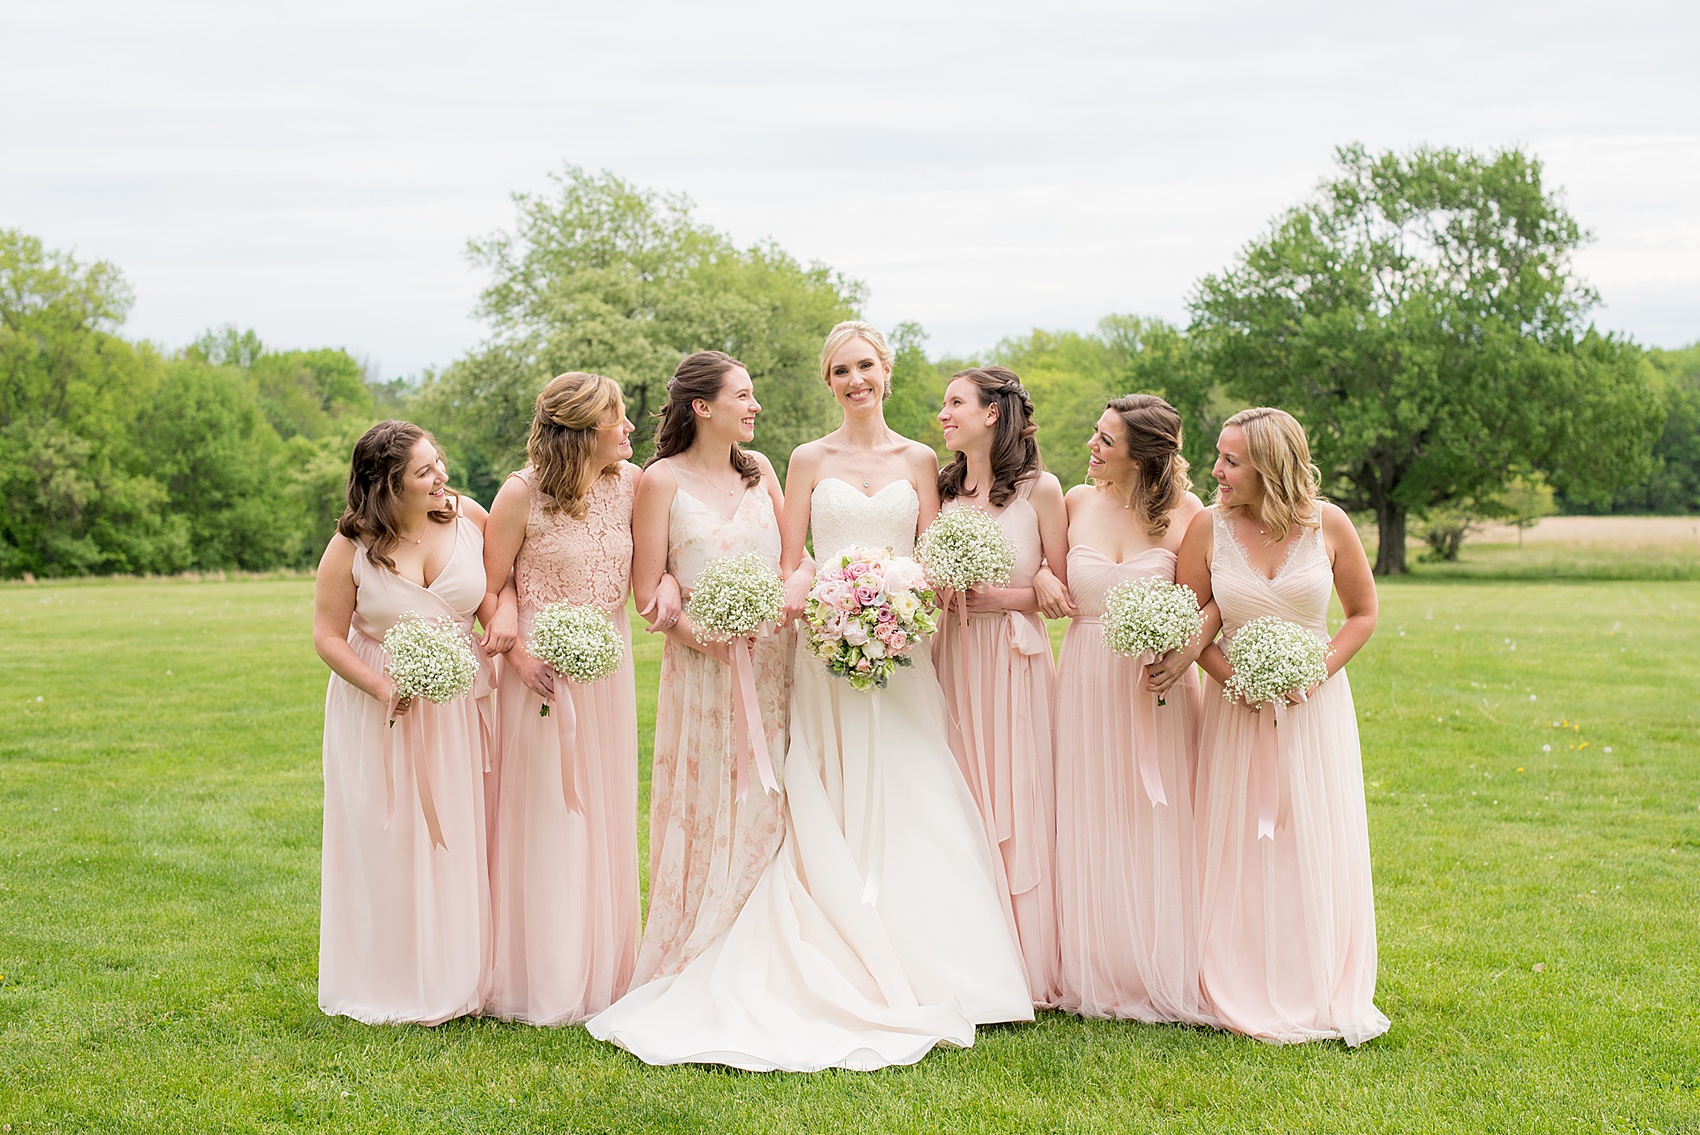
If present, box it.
[1217,406,1320,541]
[1101,394,1192,538]
[647,350,761,489]
[337,419,459,572]
[819,320,895,402]
[937,366,1041,507]
[527,372,626,519]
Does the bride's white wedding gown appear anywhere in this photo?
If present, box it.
[587,478,1033,1071]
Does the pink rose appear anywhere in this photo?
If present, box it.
[854,585,879,607]
[888,630,908,652]
[844,561,866,580]
[855,656,872,672]
[877,605,896,624]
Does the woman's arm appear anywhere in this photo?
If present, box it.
[481,476,529,641]
[779,445,820,622]
[1320,503,1377,677]
[1163,506,1229,687]
[312,535,401,711]
[912,444,941,537]
[630,461,676,619]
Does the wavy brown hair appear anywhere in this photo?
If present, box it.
[937,366,1041,507]
[1218,406,1320,541]
[337,419,459,572]
[647,350,761,488]
[528,372,626,519]
[1102,394,1192,538]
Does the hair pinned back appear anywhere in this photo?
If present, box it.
[648,350,762,488]
[528,372,625,519]
[337,419,458,572]
[1102,394,1192,538]
[937,366,1042,507]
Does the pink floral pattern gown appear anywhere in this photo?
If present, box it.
[931,481,1061,1007]
[1194,508,1388,1045]
[1053,541,1211,1024]
[319,511,495,1024]
[630,463,791,986]
[485,462,641,1025]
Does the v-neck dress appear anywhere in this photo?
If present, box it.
[319,512,496,1025]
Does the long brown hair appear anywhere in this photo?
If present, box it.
[528,372,626,519]
[337,419,459,572]
[1218,406,1320,541]
[937,366,1041,507]
[647,350,761,488]
[1103,394,1192,538]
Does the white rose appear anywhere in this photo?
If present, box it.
[863,638,887,658]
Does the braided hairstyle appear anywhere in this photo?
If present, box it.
[1103,394,1192,538]
[937,366,1041,508]
[647,350,761,488]
[528,372,626,519]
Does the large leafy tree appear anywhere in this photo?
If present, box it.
[415,168,863,498]
[1190,144,1664,574]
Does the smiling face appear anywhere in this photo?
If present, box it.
[399,436,448,515]
[938,377,996,453]
[1211,424,1262,509]
[825,337,889,413]
[1086,409,1139,487]
[699,365,760,443]
[592,407,635,468]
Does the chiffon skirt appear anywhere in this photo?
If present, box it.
[485,611,640,1025]
[1194,670,1389,1045]
[633,630,790,987]
[319,629,493,1025]
[1053,618,1211,1024]
[933,609,1061,1007]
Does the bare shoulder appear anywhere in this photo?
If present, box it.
[1318,501,1356,536]
[318,532,356,575]
[1063,481,1098,515]
[749,450,779,479]
[1173,490,1206,524]
[786,439,827,484]
[639,458,679,492]
[1029,471,1066,506]
[494,471,531,509]
[455,492,488,524]
[902,437,940,472]
[1181,503,1217,544]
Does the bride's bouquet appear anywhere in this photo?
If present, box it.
[914,506,1015,592]
[686,552,784,642]
[1101,577,1204,705]
[805,546,939,691]
[383,612,478,724]
[1221,616,1329,708]
[527,601,625,716]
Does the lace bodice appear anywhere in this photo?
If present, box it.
[667,476,782,592]
[1066,545,1177,618]
[1209,507,1331,639]
[809,478,920,563]
[512,462,638,616]
[940,483,1041,589]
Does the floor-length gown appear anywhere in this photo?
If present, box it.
[319,512,495,1024]
[1053,544,1211,1024]
[485,463,641,1025]
[931,483,1061,1007]
[588,477,1032,1071]
[631,471,790,986]
[1194,508,1389,1045]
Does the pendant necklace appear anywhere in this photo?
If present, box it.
[686,455,736,497]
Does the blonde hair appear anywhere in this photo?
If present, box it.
[527,372,626,519]
[1102,394,1192,538]
[819,320,894,401]
[1217,406,1321,541]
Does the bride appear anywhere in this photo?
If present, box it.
[587,321,1033,1071]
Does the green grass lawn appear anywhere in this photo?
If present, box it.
[2,576,1697,1133]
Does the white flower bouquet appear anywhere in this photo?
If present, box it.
[805,546,939,691]
[686,552,784,643]
[1221,616,1330,708]
[915,506,1015,592]
[1101,577,1204,705]
[383,612,478,724]
[527,601,625,715]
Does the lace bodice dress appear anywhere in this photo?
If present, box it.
[631,468,791,986]
[1194,507,1388,1045]
[486,463,641,1025]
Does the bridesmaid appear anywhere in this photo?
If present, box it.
[312,420,499,1024]
[628,350,792,987]
[481,372,642,1025]
[1053,395,1213,1024]
[931,365,1067,1007]
[1174,406,1388,1045]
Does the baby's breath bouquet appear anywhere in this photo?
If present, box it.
[686,552,784,643]
[915,506,1015,592]
[383,612,478,723]
[1222,616,1329,708]
[527,602,625,715]
[1101,578,1203,705]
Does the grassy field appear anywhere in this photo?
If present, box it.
[2,572,1698,1133]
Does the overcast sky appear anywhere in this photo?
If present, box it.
[5,0,1696,379]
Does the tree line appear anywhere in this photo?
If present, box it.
[4,145,1695,579]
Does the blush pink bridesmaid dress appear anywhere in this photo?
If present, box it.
[319,512,496,1025]
[1053,543,1212,1025]
[931,482,1061,1007]
[1194,508,1388,1045]
[485,463,641,1025]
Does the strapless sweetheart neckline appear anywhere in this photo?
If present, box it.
[815,477,917,502]
[1069,543,1175,568]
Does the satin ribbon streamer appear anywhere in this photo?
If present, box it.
[1132,650,1170,809]
[1252,695,1305,841]
[383,704,447,850]
[551,683,586,815]
[731,637,778,798]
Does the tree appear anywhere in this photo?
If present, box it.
[415,167,863,496]
[1190,144,1665,574]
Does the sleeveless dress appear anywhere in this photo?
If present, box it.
[319,512,495,1025]
[1053,544,1211,1024]
[587,477,1031,1071]
[630,467,791,986]
[1194,508,1389,1045]
[485,463,641,1025]
[930,483,1061,1007]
